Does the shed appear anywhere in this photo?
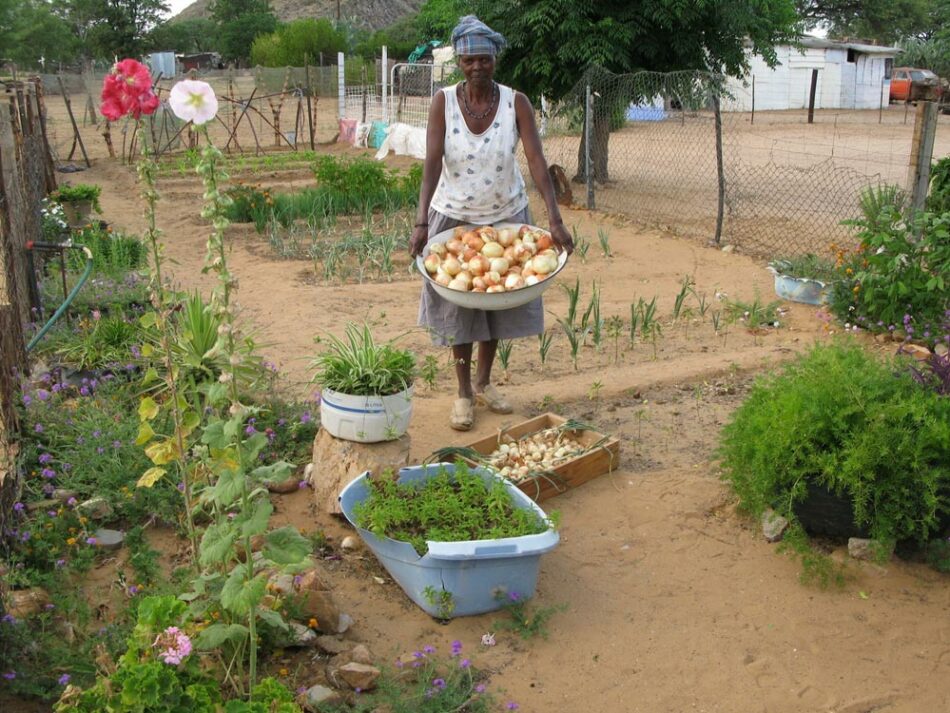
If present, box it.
[725,37,899,111]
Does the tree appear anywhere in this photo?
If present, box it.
[209,0,273,24]
[249,18,346,67]
[147,18,218,54]
[796,0,934,44]
[0,0,77,68]
[208,0,276,64]
[85,0,170,59]
[475,0,800,182]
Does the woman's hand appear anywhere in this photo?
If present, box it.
[409,225,429,257]
[550,221,574,255]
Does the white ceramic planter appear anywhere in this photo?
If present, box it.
[320,385,413,443]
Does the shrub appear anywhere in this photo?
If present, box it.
[830,185,950,345]
[65,225,147,276]
[928,155,950,214]
[719,341,950,553]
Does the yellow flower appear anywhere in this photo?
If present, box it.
[278,668,288,677]
[78,517,88,525]
[308,618,318,629]
[66,537,77,545]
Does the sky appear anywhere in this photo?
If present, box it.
[164,0,195,17]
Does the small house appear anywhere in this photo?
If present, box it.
[725,37,900,111]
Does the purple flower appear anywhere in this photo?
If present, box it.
[277,418,287,427]
[43,484,54,496]
[508,591,521,602]
[47,510,57,518]
[451,640,463,656]
[394,660,404,668]
[96,447,105,455]
[34,423,44,433]
[459,658,471,669]
[79,386,90,397]
[58,674,70,686]
[413,651,424,659]
[244,425,257,436]
[20,531,30,542]
[13,502,24,512]
[86,537,97,545]
[128,585,139,596]
[55,559,66,568]
[42,468,56,479]
[52,383,62,393]
[92,430,101,439]
[36,389,50,402]
[67,497,77,507]
[131,345,142,358]
[112,440,122,449]
[300,411,312,424]
[76,436,85,445]
[475,684,486,693]
[423,644,436,654]
[177,482,185,492]
[38,453,53,464]
[62,463,72,472]
[22,394,32,406]
[432,678,446,689]
[1,614,15,624]
[355,687,362,694]
[506,703,519,710]
[2,671,15,680]
[298,480,308,489]
[44,603,55,611]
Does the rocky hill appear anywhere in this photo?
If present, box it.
[174,0,424,31]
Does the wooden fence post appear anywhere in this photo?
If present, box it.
[907,101,938,214]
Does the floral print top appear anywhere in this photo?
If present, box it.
[430,83,528,224]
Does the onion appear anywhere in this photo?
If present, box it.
[489,257,509,275]
[532,254,558,275]
[448,277,471,291]
[462,247,477,262]
[484,270,501,286]
[460,230,479,244]
[435,272,451,287]
[457,270,473,285]
[518,224,531,238]
[429,243,447,258]
[453,226,466,238]
[423,254,440,274]
[505,274,525,290]
[498,228,517,246]
[472,276,487,291]
[525,275,540,286]
[486,285,505,293]
[477,226,498,242]
[465,235,485,253]
[481,242,504,258]
[512,242,531,263]
[446,239,464,256]
[536,234,554,251]
[443,257,461,276]
[468,255,489,275]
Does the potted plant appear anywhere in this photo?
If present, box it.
[51,183,102,228]
[767,253,837,305]
[339,460,560,618]
[311,323,415,443]
[719,341,950,575]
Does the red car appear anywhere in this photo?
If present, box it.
[890,67,940,102]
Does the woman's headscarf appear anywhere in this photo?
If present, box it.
[451,15,507,57]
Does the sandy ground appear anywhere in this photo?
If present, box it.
[38,147,950,713]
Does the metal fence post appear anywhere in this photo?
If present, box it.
[381,45,388,124]
[907,100,938,214]
[713,93,725,245]
[337,52,345,120]
[585,83,594,210]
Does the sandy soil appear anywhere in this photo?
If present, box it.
[47,148,950,713]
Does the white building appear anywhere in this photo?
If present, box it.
[725,37,899,111]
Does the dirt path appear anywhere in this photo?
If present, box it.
[75,153,950,713]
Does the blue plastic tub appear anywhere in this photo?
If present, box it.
[338,463,560,618]
[771,271,831,305]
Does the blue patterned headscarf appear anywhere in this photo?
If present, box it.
[451,15,506,57]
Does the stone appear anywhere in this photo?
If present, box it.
[337,662,381,691]
[721,244,735,254]
[78,497,113,520]
[349,644,373,665]
[936,343,949,357]
[281,622,318,648]
[848,537,890,561]
[340,536,359,551]
[92,528,124,551]
[268,573,295,597]
[309,427,411,515]
[337,613,354,634]
[299,685,342,712]
[315,635,350,656]
[899,343,931,361]
[296,589,343,633]
[26,499,61,513]
[761,509,789,543]
[6,587,51,618]
[265,475,301,494]
[296,567,332,592]
[53,489,79,503]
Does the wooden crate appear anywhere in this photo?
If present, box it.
[460,413,620,502]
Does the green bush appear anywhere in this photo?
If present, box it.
[719,341,950,552]
[928,155,950,214]
[51,183,102,213]
[65,225,147,276]
[249,18,346,67]
[830,185,950,344]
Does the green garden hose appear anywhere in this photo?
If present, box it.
[25,241,94,353]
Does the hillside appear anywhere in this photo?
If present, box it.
[173,0,424,31]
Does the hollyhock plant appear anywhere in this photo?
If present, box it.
[153,626,192,665]
[101,59,160,121]
[168,80,218,126]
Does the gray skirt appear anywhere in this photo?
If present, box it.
[418,207,544,347]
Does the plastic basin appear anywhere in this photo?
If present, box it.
[338,463,560,618]
[415,222,569,311]
[770,271,831,305]
[319,386,413,443]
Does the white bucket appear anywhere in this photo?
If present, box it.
[319,386,413,443]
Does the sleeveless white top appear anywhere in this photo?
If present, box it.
[430,83,528,224]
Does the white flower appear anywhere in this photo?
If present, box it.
[481,632,496,647]
[168,80,218,125]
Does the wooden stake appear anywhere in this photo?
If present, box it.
[57,75,90,166]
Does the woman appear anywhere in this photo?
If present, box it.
[409,15,573,431]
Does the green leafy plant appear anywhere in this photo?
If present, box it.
[65,225,147,276]
[537,330,554,372]
[492,591,566,639]
[571,226,590,263]
[769,253,838,283]
[497,339,514,380]
[597,227,612,257]
[311,323,415,396]
[352,461,555,556]
[52,314,142,371]
[422,585,455,619]
[724,292,782,331]
[51,183,102,213]
[928,155,950,214]
[420,354,440,390]
[719,341,950,578]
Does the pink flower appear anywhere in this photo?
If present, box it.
[100,59,160,121]
[168,80,218,126]
[152,626,192,665]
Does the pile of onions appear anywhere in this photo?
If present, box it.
[422,224,561,293]
[486,428,586,483]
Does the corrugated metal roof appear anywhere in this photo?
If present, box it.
[798,36,900,55]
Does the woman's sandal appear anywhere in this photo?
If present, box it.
[475,384,513,414]
[450,397,475,431]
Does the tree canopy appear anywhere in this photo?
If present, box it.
[796,0,934,45]
[249,18,347,67]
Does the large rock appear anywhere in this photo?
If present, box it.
[78,497,113,520]
[298,684,343,712]
[309,427,411,515]
[278,622,318,648]
[6,588,52,618]
[292,566,349,634]
[337,662,381,691]
[315,635,350,656]
[848,537,890,561]
[761,509,789,543]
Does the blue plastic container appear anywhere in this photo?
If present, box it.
[771,272,831,305]
[338,463,560,618]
